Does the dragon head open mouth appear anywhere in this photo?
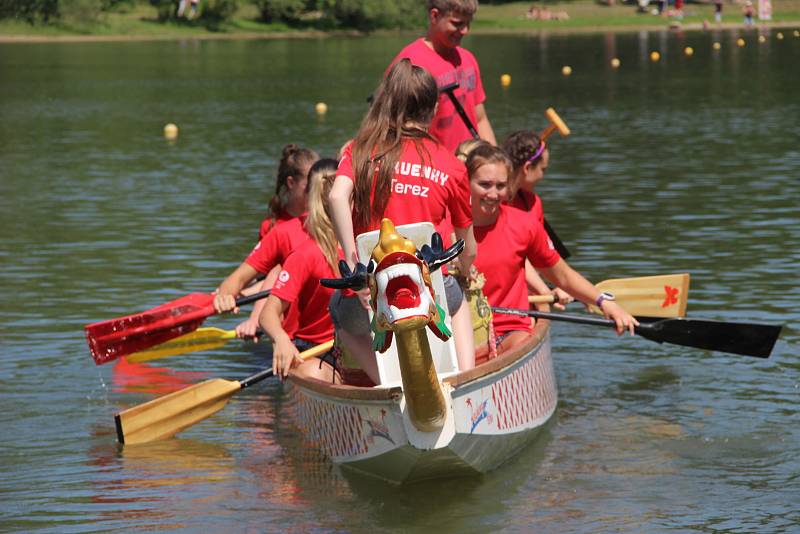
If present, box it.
[370,220,436,333]
[319,218,464,354]
[368,219,452,352]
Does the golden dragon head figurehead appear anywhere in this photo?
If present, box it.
[369,219,437,333]
[319,218,465,354]
[367,219,463,353]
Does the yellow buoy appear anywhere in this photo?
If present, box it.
[684,46,694,57]
[163,123,178,140]
[737,38,745,47]
[713,41,721,50]
[610,57,621,68]
[315,102,328,115]
[561,65,572,76]
[777,32,784,40]
[794,30,800,37]
[650,51,660,62]
[500,73,511,87]
[758,35,766,43]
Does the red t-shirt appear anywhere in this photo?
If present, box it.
[270,241,337,344]
[258,208,295,240]
[391,38,487,152]
[473,206,561,336]
[338,137,472,236]
[245,216,310,274]
[510,190,544,224]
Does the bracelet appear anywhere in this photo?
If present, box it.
[595,292,615,308]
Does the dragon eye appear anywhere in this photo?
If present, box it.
[367,259,376,274]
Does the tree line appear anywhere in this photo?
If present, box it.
[0,0,435,30]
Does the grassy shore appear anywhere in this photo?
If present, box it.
[1,0,799,42]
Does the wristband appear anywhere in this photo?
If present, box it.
[595,292,615,308]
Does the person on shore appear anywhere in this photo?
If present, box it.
[502,130,573,309]
[177,0,199,19]
[389,0,496,152]
[466,144,637,350]
[743,1,755,25]
[714,0,723,24]
[258,159,342,381]
[329,59,478,381]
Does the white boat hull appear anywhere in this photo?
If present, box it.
[288,322,557,484]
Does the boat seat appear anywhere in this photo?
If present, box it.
[356,222,460,387]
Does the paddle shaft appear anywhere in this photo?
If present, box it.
[540,124,558,141]
[222,338,335,389]
[234,290,271,308]
[492,307,780,358]
[237,338,334,392]
[440,82,480,139]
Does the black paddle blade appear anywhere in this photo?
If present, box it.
[636,318,782,358]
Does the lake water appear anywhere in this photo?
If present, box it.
[1,28,798,533]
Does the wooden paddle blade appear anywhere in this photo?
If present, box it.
[125,327,237,363]
[636,318,781,358]
[114,340,333,445]
[85,293,216,365]
[527,273,690,318]
[115,378,241,445]
[593,273,690,318]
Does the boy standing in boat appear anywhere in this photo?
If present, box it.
[389,0,496,152]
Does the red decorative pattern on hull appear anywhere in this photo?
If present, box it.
[490,348,557,431]
[293,392,369,459]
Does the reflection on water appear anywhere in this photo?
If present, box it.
[112,358,208,396]
[1,28,798,532]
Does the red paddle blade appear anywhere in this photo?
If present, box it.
[85,293,216,365]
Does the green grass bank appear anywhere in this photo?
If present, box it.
[1,0,799,42]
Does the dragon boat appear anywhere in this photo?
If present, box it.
[284,220,557,484]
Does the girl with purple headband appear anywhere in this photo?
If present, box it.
[502,130,573,309]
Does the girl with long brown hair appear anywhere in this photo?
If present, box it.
[328,59,478,379]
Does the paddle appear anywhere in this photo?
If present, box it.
[125,327,266,364]
[85,290,270,365]
[440,81,480,139]
[539,107,571,141]
[440,82,572,259]
[114,340,334,445]
[528,273,690,318]
[492,307,781,358]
